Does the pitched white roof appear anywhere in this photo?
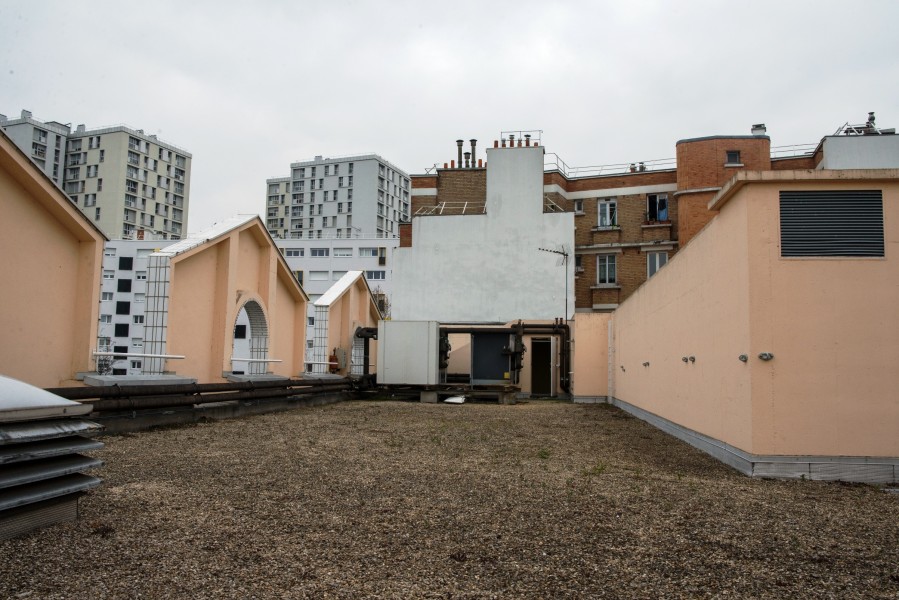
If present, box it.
[152,214,258,257]
[315,271,367,307]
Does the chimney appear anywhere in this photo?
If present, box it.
[524,134,531,147]
[751,123,767,136]
[469,139,477,167]
[456,139,463,169]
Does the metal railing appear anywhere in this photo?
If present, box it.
[414,201,486,216]
[544,153,677,178]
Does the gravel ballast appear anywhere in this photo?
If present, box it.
[2,400,898,599]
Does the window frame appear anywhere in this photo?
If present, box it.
[596,254,617,285]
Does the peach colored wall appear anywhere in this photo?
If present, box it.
[744,180,899,456]
[611,173,899,458]
[447,334,471,374]
[572,313,611,399]
[612,192,754,451]
[0,142,103,387]
[165,222,306,382]
[325,278,379,376]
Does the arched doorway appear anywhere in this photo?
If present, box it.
[232,300,269,375]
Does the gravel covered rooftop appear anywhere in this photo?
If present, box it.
[2,400,897,598]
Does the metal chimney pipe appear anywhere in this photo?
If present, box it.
[524,134,531,147]
[456,140,464,169]
[463,152,471,168]
[470,139,477,167]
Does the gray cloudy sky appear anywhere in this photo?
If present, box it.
[2,0,898,231]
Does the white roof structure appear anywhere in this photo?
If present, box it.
[315,270,373,307]
[152,214,259,257]
[0,374,92,423]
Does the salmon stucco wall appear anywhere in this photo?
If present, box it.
[743,179,899,456]
[611,191,754,452]
[571,313,611,400]
[324,278,380,376]
[165,222,306,383]
[0,138,103,387]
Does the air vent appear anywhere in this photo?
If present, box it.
[780,190,884,257]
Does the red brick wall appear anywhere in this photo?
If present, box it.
[676,136,771,191]
[399,222,412,248]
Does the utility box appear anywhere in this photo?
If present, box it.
[377,321,440,385]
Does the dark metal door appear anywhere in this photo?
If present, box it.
[471,333,511,385]
[531,338,552,395]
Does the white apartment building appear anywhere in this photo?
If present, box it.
[275,237,397,370]
[1,109,191,240]
[265,153,411,240]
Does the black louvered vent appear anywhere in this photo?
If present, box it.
[780,190,884,257]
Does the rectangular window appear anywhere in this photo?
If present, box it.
[115,301,130,315]
[308,316,315,326]
[103,270,114,279]
[780,190,884,257]
[309,271,328,280]
[113,345,128,360]
[359,247,377,257]
[333,248,352,257]
[647,194,669,222]
[100,314,112,323]
[119,256,134,270]
[136,271,147,280]
[133,315,144,324]
[102,292,113,301]
[725,150,741,165]
[311,248,329,257]
[293,271,303,285]
[234,325,247,339]
[574,199,584,214]
[598,199,617,227]
[131,338,143,348]
[306,339,314,349]
[285,248,304,257]
[647,251,668,277]
[597,255,617,284]
[365,270,386,280]
[114,323,130,337]
[130,360,142,369]
[117,279,132,292]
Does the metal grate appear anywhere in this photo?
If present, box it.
[780,190,884,257]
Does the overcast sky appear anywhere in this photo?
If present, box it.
[2,0,898,232]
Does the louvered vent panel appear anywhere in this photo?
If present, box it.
[780,190,884,257]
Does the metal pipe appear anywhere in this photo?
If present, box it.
[456,139,464,168]
[94,351,186,359]
[229,357,283,363]
[470,139,477,166]
[46,378,344,400]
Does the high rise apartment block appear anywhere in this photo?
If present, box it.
[1,109,191,240]
[265,154,410,240]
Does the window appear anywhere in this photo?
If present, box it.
[309,271,328,280]
[116,301,130,315]
[130,360,142,370]
[104,247,116,257]
[84,194,97,207]
[86,165,98,178]
[113,346,128,360]
[359,247,378,257]
[234,325,247,339]
[131,338,143,348]
[114,323,130,337]
[102,292,114,301]
[100,314,112,323]
[98,337,111,350]
[574,199,584,214]
[725,150,741,165]
[136,271,147,280]
[597,255,617,285]
[285,248,303,257]
[118,279,132,292]
[293,271,303,285]
[307,316,315,326]
[311,248,329,257]
[119,256,134,270]
[646,194,669,222]
[780,190,884,257]
[575,255,583,272]
[97,178,103,191]
[647,251,668,277]
[306,339,314,349]
[365,270,386,280]
[598,199,617,227]
[103,270,114,279]
[133,315,144,324]
[333,247,352,257]
[99,149,105,162]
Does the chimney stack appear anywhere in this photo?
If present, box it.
[751,123,767,136]
[463,151,471,168]
[456,139,464,169]
[470,139,477,167]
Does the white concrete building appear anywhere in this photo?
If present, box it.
[265,153,410,240]
[275,236,398,370]
[1,109,191,240]
[393,142,575,322]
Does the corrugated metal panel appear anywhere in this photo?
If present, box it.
[0,436,104,465]
[0,455,103,489]
[0,473,102,511]
[780,190,884,257]
[0,419,102,445]
[810,462,895,483]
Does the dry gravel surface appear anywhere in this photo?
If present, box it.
[2,400,898,599]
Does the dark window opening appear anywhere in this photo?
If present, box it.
[114,323,129,337]
[113,345,128,360]
[726,150,741,164]
[118,256,134,270]
[647,194,668,222]
[234,325,247,339]
[117,279,132,292]
[115,301,130,315]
